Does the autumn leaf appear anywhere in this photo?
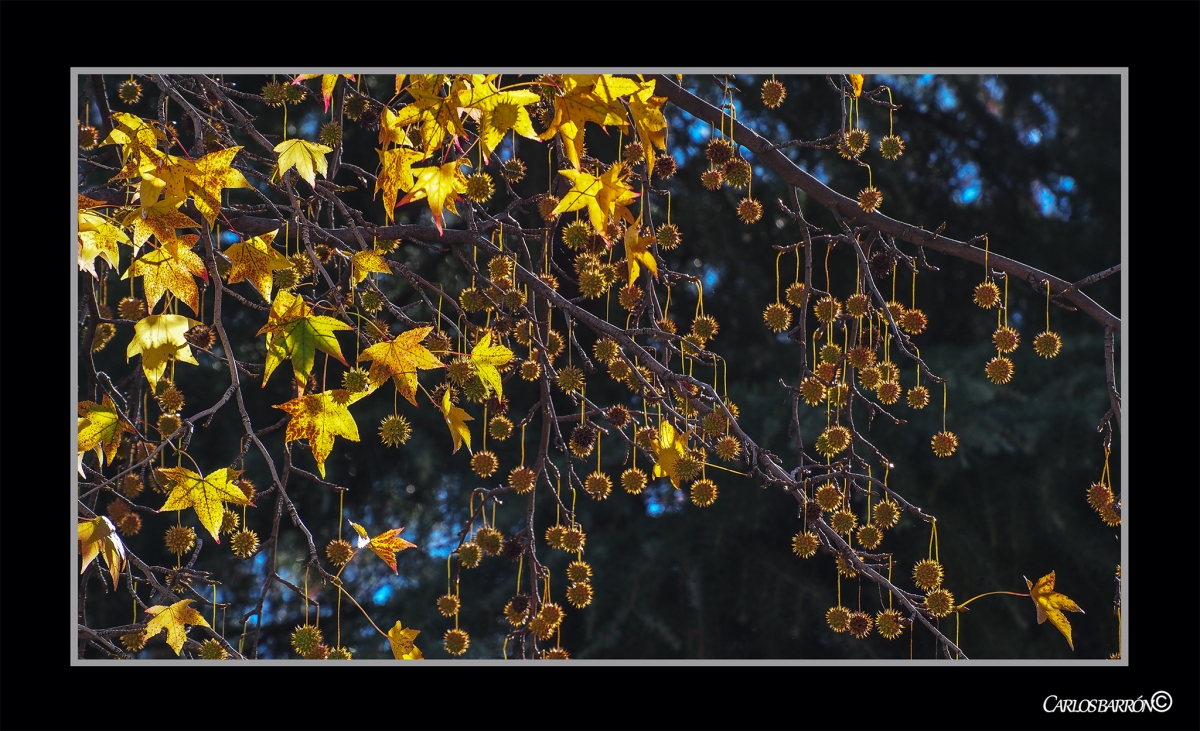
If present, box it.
[387,620,423,660]
[349,520,417,574]
[127,313,202,388]
[274,138,334,188]
[225,229,290,301]
[122,200,199,252]
[398,159,470,235]
[78,210,130,278]
[158,467,251,542]
[349,250,392,287]
[375,145,424,223]
[122,233,208,315]
[293,74,356,114]
[274,390,365,478]
[133,155,191,213]
[258,290,353,387]
[459,81,541,160]
[848,74,865,98]
[1024,571,1085,650]
[144,599,209,656]
[440,387,473,455]
[470,331,513,400]
[623,219,658,283]
[79,516,126,588]
[101,112,167,168]
[627,79,669,175]
[552,163,638,233]
[78,395,134,468]
[185,146,253,225]
[652,420,686,490]
[538,74,636,170]
[357,325,444,406]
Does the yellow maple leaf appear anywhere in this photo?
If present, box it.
[79,516,126,589]
[293,74,356,114]
[158,467,251,542]
[624,219,658,283]
[185,146,253,225]
[459,81,542,161]
[349,250,392,288]
[387,620,423,660]
[258,291,353,387]
[122,233,208,315]
[274,390,365,478]
[848,74,865,98]
[539,74,636,170]
[349,520,418,574]
[652,420,686,490]
[122,200,199,252]
[78,211,130,278]
[126,313,202,388]
[440,388,473,455]
[470,331,514,401]
[627,79,669,174]
[101,112,167,169]
[134,155,191,213]
[78,395,134,468]
[144,599,210,656]
[1024,571,1085,650]
[398,159,470,234]
[552,164,639,234]
[357,325,445,406]
[375,145,425,223]
[225,229,290,301]
[274,138,334,189]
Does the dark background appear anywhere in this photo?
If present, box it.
[79,73,1121,662]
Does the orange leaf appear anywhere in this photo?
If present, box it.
[274,390,365,478]
[349,520,417,574]
[225,229,290,301]
[387,620,423,660]
[357,325,445,406]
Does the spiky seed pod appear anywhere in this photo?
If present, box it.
[459,286,487,313]
[584,472,612,501]
[972,280,1001,309]
[714,435,742,462]
[906,385,931,410]
[504,600,529,627]
[318,121,343,148]
[291,625,323,656]
[508,465,537,495]
[846,346,875,370]
[737,197,763,224]
[830,509,858,535]
[561,561,593,586]
[158,386,185,414]
[115,512,141,537]
[814,365,837,387]
[876,381,901,405]
[341,367,370,394]
[820,343,843,365]
[723,158,753,189]
[464,172,495,203]
[340,92,368,120]
[599,406,628,432]
[108,500,131,522]
[590,339,618,366]
[446,357,476,386]
[875,608,905,640]
[197,638,229,660]
[538,602,565,629]
[857,186,883,214]
[844,293,870,319]
[634,426,657,450]
[900,308,928,335]
[676,451,704,484]
[799,377,827,406]
[537,194,560,221]
[379,414,413,447]
[655,154,678,178]
[570,423,598,458]
[538,273,560,291]
[545,524,568,549]
[118,296,147,321]
[487,256,514,282]
[616,283,642,311]
[724,399,741,422]
[288,252,315,280]
[836,138,855,160]
[120,631,147,653]
[562,220,592,251]
[992,326,1020,353]
[261,80,288,106]
[815,296,842,325]
[792,531,820,558]
[819,426,853,458]
[475,527,504,557]
[846,128,870,156]
[1099,501,1122,527]
[857,523,884,550]
[701,167,724,190]
[120,473,144,500]
[157,413,182,438]
[503,533,528,560]
[520,360,542,381]
[424,329,451,354]
[284,82,308,105]
[781,283,806,310]
[574,252,602,274]
[655,317,677,336]
[546,330,565,360]
[691,314,719,342]
[92,323,117,352]
[443,628,470,656]
[690,478,718,507]
[566,582,594,608]
[608,469,644,500]
[912,559,944,591]
[869,250,898,280]
[705,138,734,167]
[879,134,906,160]
[234,477,255,504]
[180,325,215,353]
[701,411,727,437]
[607,359,633,383]
[328,646,353,660]
[470,451,499,478]
[623,141,645,164]
[924,588,955,618]
[847,610,874,639]
[358,289,384,314]
[577,269,607,299]
[231,529,259,558]
[562,527,586,553]
[488,415,514,442]
[1034,331,1062,358]
[826,606,851,633]
[836,554,859,578]
[499,157,527,183]
[930,430,959,459]
[985,356,1014,385]
[761,78,787,108]
[1087,481,1114,512]
[97,303,114,320]
[877,362,900,383]
[79,124,100,150]
[325,539,354,567]
[763,301,792,331]
[274,265,300,291]
[528,615,555,641]
[655,222,682,251]
[219,509,240,536]
[458,541,483,569]
[164,526,196,556]
[873,498,901,529]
